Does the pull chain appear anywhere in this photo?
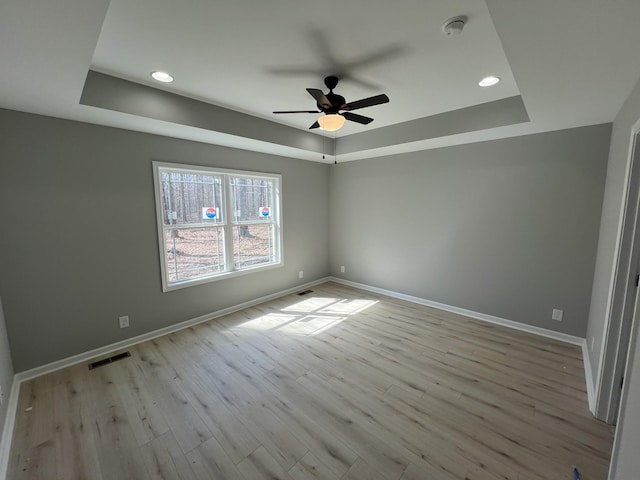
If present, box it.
[334,132,337,164]
[323,134,325,160]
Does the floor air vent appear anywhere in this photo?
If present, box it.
[88,351,131,370]
[297,289,313,296]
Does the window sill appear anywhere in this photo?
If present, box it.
[162,261,284,292]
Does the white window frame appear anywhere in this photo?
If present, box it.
[152,161,283,291]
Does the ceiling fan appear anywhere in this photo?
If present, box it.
[273,75,390,131]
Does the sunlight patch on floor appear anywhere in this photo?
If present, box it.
[281,297,339,313]
[278,315,346,336]
[237,295,378,336]
[237,313,298,331]
[319,299,378,315]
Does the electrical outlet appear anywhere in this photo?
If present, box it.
[340,265,345,273]
[119,315,130,328]
[552,309,563,321]
[298,271,304,279]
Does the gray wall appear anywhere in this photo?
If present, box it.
[330,125,611,337]
[0,297,14,443]
[0,108,330,372]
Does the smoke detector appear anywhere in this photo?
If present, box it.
[442,16,467,36]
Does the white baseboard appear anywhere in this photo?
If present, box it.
[0,377,19,480]
[15,277,330,383]
[582,339,597,414]
[329,277,585,345]
[0,277,330,478]
[329,276,598,412]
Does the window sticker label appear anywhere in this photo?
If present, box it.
[202,207,217,219]
[260,206,271,217]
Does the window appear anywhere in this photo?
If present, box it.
[153,162,282,291]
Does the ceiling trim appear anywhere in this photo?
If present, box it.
[81,71,326,156]
[81,71,531,163]
[338,95,529,155]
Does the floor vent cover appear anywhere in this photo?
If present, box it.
[89,351,131,370]
[297,289,313,296]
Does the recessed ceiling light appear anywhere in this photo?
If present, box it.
[479,75,501,87]
[151,71,174,83]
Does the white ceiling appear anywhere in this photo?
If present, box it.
[1,0,640,162]
[92,0,519,133]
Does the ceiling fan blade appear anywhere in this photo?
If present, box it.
[307,88,332,110]
[273,110,320,114]
[309,121,320,129]
[266,66,323,76]
[342,94,390,111]
[338,74,381,90]
[309,29,338,69]
[342,112,374,125]
[343,45,405,71]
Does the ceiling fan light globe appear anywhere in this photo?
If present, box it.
[318,114,345,131]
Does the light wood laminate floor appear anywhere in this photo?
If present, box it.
[8,282,614,479]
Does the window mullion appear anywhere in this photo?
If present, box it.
[165,177,180,281]
[222,175,235,272]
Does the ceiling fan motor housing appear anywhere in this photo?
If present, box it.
[324,75,340,90]
[322,92,345,113]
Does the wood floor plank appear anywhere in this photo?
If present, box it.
[140,431,197,480]
[195,354,309,470]
[341,457,388,480]
[144,337,261,465]
[288,451,341,480]
[257,367,359,477]
[399,461,460,480]
[110,356,170,446]
[6,281,614,480]
[131,341,215,454]
[318,372,479,478]
[185,435,246,480]
[289,372,411,480]
[237,445,294,480]
[52,365,104,480]
[93,405,151,480]
[9,440,58,480]
[81,361,123,419]
[11,374,54,452]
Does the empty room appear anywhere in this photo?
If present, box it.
[1,1,640,479]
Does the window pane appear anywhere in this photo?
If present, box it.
[164,227,225,283]
[230,176,273,222]
[233,224,275,269]
[159,170,223,226]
